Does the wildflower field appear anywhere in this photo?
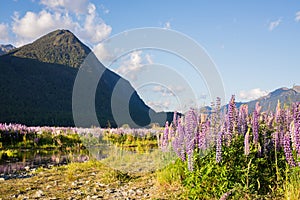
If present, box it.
[1,96,300,199]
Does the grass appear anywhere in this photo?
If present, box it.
[284,167,300,200]
[100,144,176,174]
[0,160,184,199]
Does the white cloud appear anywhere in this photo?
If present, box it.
[80,3,112,44]
[296,11,300,22]
[40,0,89,14]
[115,51,153,80]
[99,4,109,14]
[164,21,171,29]
[117,51,143,74]
[152,85,185,97]
[269,18,282,31]
[11,2,111,47]
[93,43,114,63]
[0,23,9,42]
[147,100,171,111]
[239,88,268,101]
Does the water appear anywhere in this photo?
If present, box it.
[0,149,90,179]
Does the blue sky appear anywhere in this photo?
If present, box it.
[1,0,300,112]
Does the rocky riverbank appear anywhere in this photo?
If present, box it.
[0,160,184,200]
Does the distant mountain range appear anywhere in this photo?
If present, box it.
[0,30,172,127]
[0,44,15,56]
[236,86,300,113]
[204,86,300,114]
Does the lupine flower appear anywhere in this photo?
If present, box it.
[226,95,237,145]
[244,128,250,156]
[215,97,222,131]
[272,131,279,150]
[275,101,286,148]
[283,131,296,167]
[198,120,210,151]
[172,119,186,161]
[161,121,170,151]
[238,104,248,136]
[252,102,261,146]
[185,109,198,171]
[266,113,274,130]
[292,102,300,157]
[216,130,223,163]
[173,111,178,129]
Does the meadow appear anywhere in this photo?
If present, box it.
[0,96,300,199]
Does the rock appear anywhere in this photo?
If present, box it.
[96,182,106,187]
[0,178,5,181]
[71,182,77,187]
[46,185,51,189]
[33,190,44,198]
[105,188,115,193]
[24,166,30,171]
[136,189,143,195]
[121,191,128,196]
[91,195,100,199]
[128,189,136,196]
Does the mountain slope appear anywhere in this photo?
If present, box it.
[10,30,90,68]
[0,44,15,56]
[0,30,172,127]
[244,86,300,112]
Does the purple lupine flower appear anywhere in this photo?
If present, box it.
[226,95,237,145]
[283,131,296,167]
[252,102,261,146]
[215,97,222,131]
[185,109,198,171]
[238,104,248,136]
[275,101,285,148]
[244,128,250,156]
[172,119,186,161]
[216,130,223,163]
[292,102,300,157]
[198,120,209,151]
[161,121,170,151]
[266,113,274,130]
[173,111,178,128]
[223,113,229,145]
[272,131,279,150]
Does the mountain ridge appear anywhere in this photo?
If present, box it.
[9,30,90,68]
[234,86,300,113]
[0,44,15,56]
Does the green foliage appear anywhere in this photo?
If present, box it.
[284,167,300,200]
[156,159,186,185]
[0,130,82,150]
[11,30,90,68]
[103,131,158,152]
[157,134,294,199]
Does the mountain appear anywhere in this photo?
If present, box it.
[0,44,15,56]
[9,30,89,68]
[200,86,300,115]
[243,86,300,112]
[0,30,172,127]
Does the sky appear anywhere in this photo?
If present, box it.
[1,0,300,112]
